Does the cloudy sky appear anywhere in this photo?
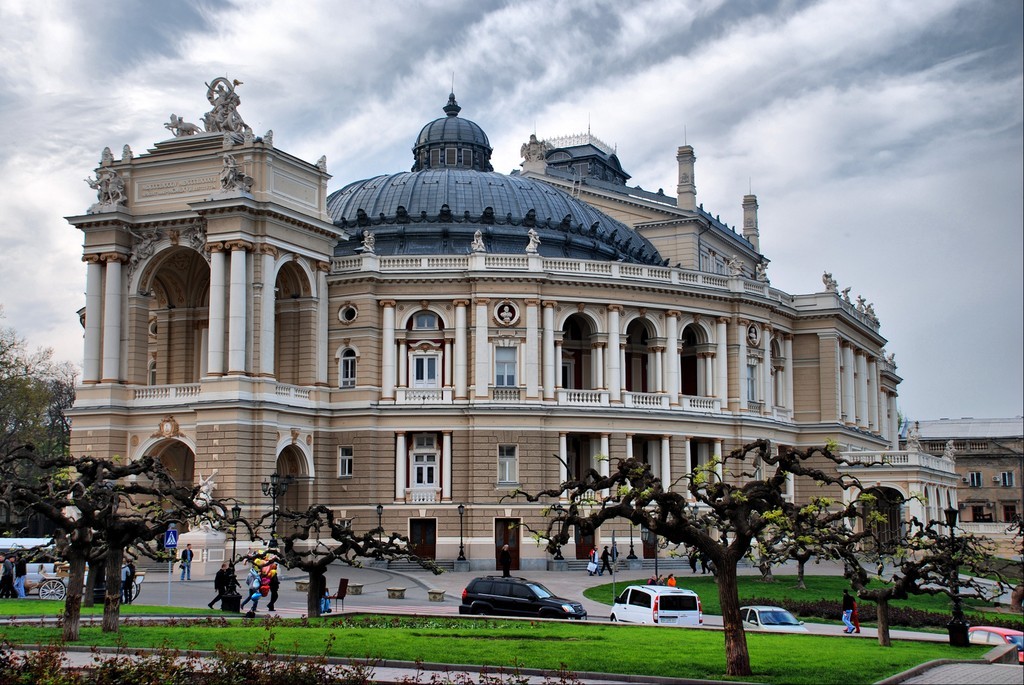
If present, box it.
[0,0,1020,422]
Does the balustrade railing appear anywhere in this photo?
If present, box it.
[557,389,609,406]
[406,487,440,504]
[132,384,201,402]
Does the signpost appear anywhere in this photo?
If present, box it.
[164,525,178,606]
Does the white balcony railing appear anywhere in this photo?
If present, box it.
[396,387,453,404]
[681,395,721,412]
[491,387,522,402]
[838,450,957,475]
[557,389,609,406]
[132,384,201,403]
[623,392,670,409]
[406,487,440,503]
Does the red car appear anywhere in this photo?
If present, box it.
[968,626,1023,664]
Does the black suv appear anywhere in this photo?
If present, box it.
[458,576,587,620]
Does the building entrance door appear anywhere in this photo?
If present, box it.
[494,518,520,571]
[409,519,436,559]
[575,528,595,560]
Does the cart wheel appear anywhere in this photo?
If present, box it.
[132,580,142,602]
[39,579,67,601]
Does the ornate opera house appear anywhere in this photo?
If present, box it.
[67,79,958,570]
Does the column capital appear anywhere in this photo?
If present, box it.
[607,304,624,313]
[666,310,681,319]
[380,300,397,308]
[82,254,102,264]
[453,299,470,307]
[717,316,730,325]
[736,317,749,326]
[207,241,226,254]
[316,260,330,273]
[253,243,278,257]
[542,300,558,309]
[524,298,540,307]
[99,252,128,264]
[225,239,254,252]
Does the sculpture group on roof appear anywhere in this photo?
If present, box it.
[84,166,127,212]
[203,77,251,134]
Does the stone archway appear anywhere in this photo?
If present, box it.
[861,486,904,548]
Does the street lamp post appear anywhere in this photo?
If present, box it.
[376,503,384,544]
[944,506,969,647]
[230,503,242,564]
[457,504,466,561]
[627,524,637,560]
[261,472,293,546]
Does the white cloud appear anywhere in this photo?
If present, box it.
[0,0,1019,419]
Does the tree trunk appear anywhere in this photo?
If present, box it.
[101,545,123,633]
[62,552,87,642]
[759,559,774,583]
[795,557,807,589]
[716,558,752,677]
[83,559,99,608]
[307,567,326,618]
[875,596,892,647]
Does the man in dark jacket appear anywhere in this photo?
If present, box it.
[14,555,28,599]
[208,562,232,609]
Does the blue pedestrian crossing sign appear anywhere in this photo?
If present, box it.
[164,529,179,549]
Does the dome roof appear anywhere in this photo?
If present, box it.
[328,98,665,266]
[412,94,493,172]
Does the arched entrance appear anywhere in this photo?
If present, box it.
[861,486,904,548]
[274,445,309,538]
[274,261,315,385]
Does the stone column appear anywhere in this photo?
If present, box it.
[525,299,540,399]
[444,339,453,387]
[867,356,879,432]
[82,255,103,383]
[257,245,277,378]
[652,346,664,392]
[855,350,868,429]
[762,325,773,412]
[736,319,748,411]
[600,433,611,488]
[555,339,563,388]
[207,243,227,377]
[454,300,468,399]
[784,334,794,409]
[442,431,452,502]
[683,438,693,499]
[607,305,621,403]
[542,301,556,400]
[888,394,900,450]
[226,240,252,374]
[474,298,489,398]
[558,433,568,501]
[661,435,672,488]
[666,311,680,405]
[713,440,723,482]
[395,432,407,502]
[625,434,634,460]
[703,353,715,397]
[398,340,407,388]
[841,342,856,425]
[100,253,126,383]
[315,261,330,385]
[593,343,605,390]
[381,301,396,400]
[715,317,728,405]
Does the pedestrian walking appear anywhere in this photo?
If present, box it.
[179,544,194,581]
[121,558,136,604]
[600,546,612,576]
[586,548,598,576]
[841,589,856,633]
[240,567,262,617]
[499,544,512,577]
[208,562,232,609]
[699,551,709,575]
[0,555,15,598]
[14,555,27,599]
[852,596,861,633]
[265,562,280,611]
[688,549,698,574]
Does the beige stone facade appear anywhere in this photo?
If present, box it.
[67,84,957,571]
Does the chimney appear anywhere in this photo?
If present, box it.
[676,145,696,210]
[742,194,759,252]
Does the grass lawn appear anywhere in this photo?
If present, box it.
[0,615,991,685]
[584,574,1023,628]
[0,599,220,617]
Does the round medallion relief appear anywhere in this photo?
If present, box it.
[493,301,520,327]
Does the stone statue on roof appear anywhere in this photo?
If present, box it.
[165,113,202,137]
[471,229,486,253]
[526,228,541,254]
[822,271,838,292]
[202,77,251,134]
[520,134,550,163]
[85,167,127,213]
[219,154,253,194]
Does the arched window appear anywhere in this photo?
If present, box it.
[413,311,438,330]
[148,359,157,386]
[339,349,356,388]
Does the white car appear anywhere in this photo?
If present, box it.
[610,585,702,626]
[740,605,808,632]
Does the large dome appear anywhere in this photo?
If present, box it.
[327,99,665,266]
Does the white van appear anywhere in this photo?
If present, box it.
[610,585,702,626]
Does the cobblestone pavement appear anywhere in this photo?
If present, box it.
[899,663,1022,684]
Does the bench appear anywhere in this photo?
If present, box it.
[427,589,445,602]
[347,583,363,595]
[387,587,406,599]
[294,580,309,592]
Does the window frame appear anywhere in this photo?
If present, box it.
[497,444,518,485]
[339,348,356,388]
[337,446,353,479]
[495,346,518,387]
[1000,471,1015,488]
[968,471,983,488]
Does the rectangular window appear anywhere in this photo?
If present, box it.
[337,446,353,478]
[414,453,437,486]
[446,148,457,166]
[968,471,983,488]
[498,444,518,485]
[746,364,757,401]
[340,351,356,388]
[1000,471,1015,488]
[495,347,517,387]
[971,505,987,522]
[1004,505,1018,523]
[430,149,441,168]
[413,355,439,387]
[462,150,472,166]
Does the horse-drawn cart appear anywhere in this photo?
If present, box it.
[29,563,145,602]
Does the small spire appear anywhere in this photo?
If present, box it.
[443,92,461,117]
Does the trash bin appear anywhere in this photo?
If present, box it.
[221,593,241,613]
